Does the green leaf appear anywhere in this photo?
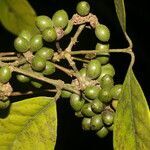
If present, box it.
[0,97,57,150]
[113,68,150,150]
[114,0,126,32]
[0,0,39,35]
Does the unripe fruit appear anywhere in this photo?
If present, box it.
[112,99,119,110]
[98,63,115,81]
[14,37,30,53]
[91,115,104,131]
[79,68,86,77]
[43,61,55,76]
[102,110,114,126]
[76,1,90,16]
[31,80,42,88]
[87,59,101,79]
[0,66,12,84]
[17,74,30,83]
[19,30,32,41]
[99,88,112,103]
[36,15,53,31]
[110,84,122,99]
[100,74,114,89]
[91,99,105,113]
[31,56,46,71]
[96,127,109,138]
[64,21,73,35]
[84,86,100,100]
[95,24,110,42]
[42,27,57,42]
[81,103,95,117]
[35,47,54,60]
[82,117,91,131]
[107,124,114,131]
[30,34,43,52]
[52,10,69,29]
[75,111,84,118]
[70,94,85,111]
[0,100,10,110]
[61,90,72,98]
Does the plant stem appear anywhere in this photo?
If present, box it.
[0,52,16,57]
[0,56,18,61]
[72,57,90,63]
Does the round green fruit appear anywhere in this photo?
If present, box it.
[107,124,114,131]
[91,115,104,131]
[87,59,101,79]
[35,47,54,60]
[112,99,119,110]
[100,74,114,89]
[70,94,85,111]
[42,27,57,42]
[64,20,73,35]
[17,74,30,83]
[84,86,100,100]
[76,1,90,16]
[0,66,12,84]
[36,15,53,31]
[95,24,110,42]
[30,34,43,52]
[61,90,72,99]
[91,99,104,113]
[52,10,69,28]
[42,61,55,75]
[31,80,43,88]
[81,103,95,117]
[102,110,114,126]
[79,68,87,78]
[14,37,30,53]
[0,100,10,110]
[82,117,91,131]
[31,56,46,71]
[96,127,109,138]
[110,84,122,99]
[75,111,84,118]
[99,88,112,103]
[19,30,32,41]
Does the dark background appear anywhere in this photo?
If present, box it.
[0,0,149,150]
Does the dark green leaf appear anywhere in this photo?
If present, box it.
[114,68,150,150]
[0,0,39,35]
[0,97,57,149]
[114,0,126,32]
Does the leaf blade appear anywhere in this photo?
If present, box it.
[113,68,150,150]
[0,0,38,35]
[114,0,126,32]
[0,97,57,150]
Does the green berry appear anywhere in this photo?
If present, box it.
[110,84,122,99]
[91,115,104,131]
[107,124,114,131]
[98,63,115,81]
[84,86,100,100]
[76,1,90,16]
[95,24,110,42]
[42,61,55,75]
[87,59,101,79]
[61,90,72,99]
[31,80,42,88]
[96,127,109,138]
[70,94,85,111]
[64,20,73,35]
[91,99,105,113]
[100,74,114,89]
[31,56,46,71]
[42,27,57,42]
[81,103,95,117]
[75,111,84,118]
[19,30,32,41]
[82,117,91,131]
[95,43,110,52]
[102,110,114,126]
[36,15,53,31]
[52,10,69,28]
[14,37,30,53]
[0,66,12,84]
[99,88,112,103]
[16,74,30,83]
[112,99,119,110]
[30,34,43,52]
[0,100,10,110]
[79,68,86,78]
[35,47,54,60]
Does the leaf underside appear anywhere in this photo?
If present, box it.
[113,68,150,150]
[0,97,57,150]
[114,0,126,32]
[0,0,39,35]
